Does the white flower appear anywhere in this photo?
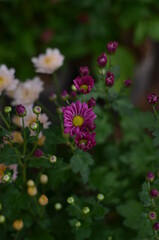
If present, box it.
[9,77,44,106]
[0,65,19,95]
[12,105,51,129]
[31,48,64,74]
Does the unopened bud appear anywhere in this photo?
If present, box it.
[29,122,38,130]
[67,196,74,204]
[33,106,41,115]
[82,206,90,214]
[54,203,62,210]
[39,194,48,206]
[50,155,57,163]
[13,219,23,231]
[0,215,5,223]
[75,221,81,228]
[40,174,48,184]
[27,180,35,187]
[4,106,12,113]
[97,193,104,201]
[27,186,37,196]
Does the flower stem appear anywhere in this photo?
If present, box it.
[22,117,27,156]
[0,111,9,129]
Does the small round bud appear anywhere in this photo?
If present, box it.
[39,194,48,206]
[75,221,81,228]
[71,84,77,92]
[88,98,96,108]
[27,180,35,187]
[147,93,158,104]
[67,196,75,204]
[16,104,26,117]
[97,53,107,67]
[29,122,38,130]
[79,66,89,76]
[149,211,157,220]
[50,155,57,163]
[40,174,48,184]
[54,202,62,210]
[34,149,43,158]
[82,206,90,214]
[0,215,5,223]
[107,41,118,54]
[146,172,155,182]
[49,93,57,101]
[13,219,23,231]
[124,79,132,87]
[154,222,159,230]
[150,189,159,198]
[4,106,12,113]
[57,107,63,114]
[27,186,37,196]
[105,71,114,87]
[33,106,41,115]
[61,90,69,101]
[97,193,104,201]
[2,173,11,183]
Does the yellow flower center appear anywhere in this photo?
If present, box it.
[80,84,88,91]
[79,139,87,145]
[73,115,84,127]
[0,76,4,86]
[44,56,52,65]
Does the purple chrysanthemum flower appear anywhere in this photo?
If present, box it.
[147,93,158,104]
[149,211,156,220]
[79,66,89,76]
[153,222,159,230]
[150,189,159,198]
[97,53,107,67]
[73,76,94,94]
[105,71,114,87]
[107,41,118,54]
[62,100,96,136]
[146,172,154,182]
[75,132,96,151]
[34,149,43,158]
[124,79,132,87]
[61,90,69,100]
[16,104,26,117]
[88,98,96,108]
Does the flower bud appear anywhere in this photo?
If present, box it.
[88,98,96,108]
[40,174,48,184]
[67,196,74,204]
[13,219,23,231]
[33,106,41,115]
[49,93,57,101]
[146,172,154,182]
[50,155,57,163]
[27,180,35,187]
[99,68,106,75]
[54,202,62,210]
[57,107,63,114]
[124,79,132,87]
[97,193,104,201]
[27,186,37,196]
[39,194,48,206]
[79,66,89,76]
[16,104,26,117]
[4,106,12,113]
[0,215,5,223]
[107,41,118,54]
[71,84,77,92]
[149,211,157,220]
[97,53,107,67]
[154,222,159,230]
[2,173,11,183]
[29,122,38,130]
[147,93,158,104]
[150,189,159,198]
[82,206,90,214]
[34,149,43,158]
[75,221,81,228]
[105,71,114,87]
[61,90,69,101]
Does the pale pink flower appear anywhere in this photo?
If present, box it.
[31,48,64,74]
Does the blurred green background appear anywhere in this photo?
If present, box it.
[1,0,159,88]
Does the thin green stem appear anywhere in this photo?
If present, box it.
[0,111,9,129]
[153,106,158,120]
[22,117,27,156]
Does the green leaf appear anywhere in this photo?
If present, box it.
[70,150,94,184]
